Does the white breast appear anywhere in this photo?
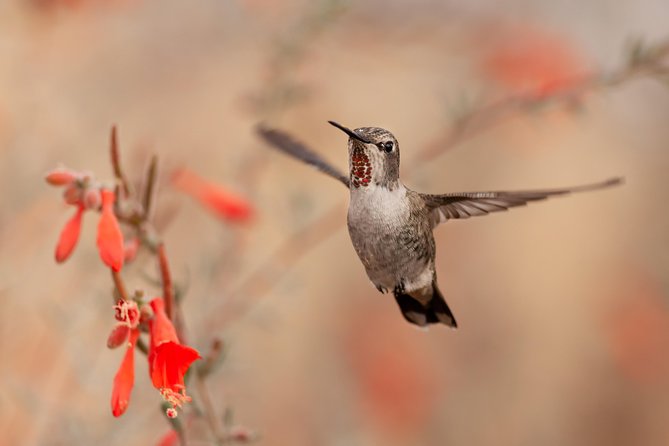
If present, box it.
[348,183,409,226]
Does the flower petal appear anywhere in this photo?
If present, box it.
[150,341,200,391]
[149,298,179,346]
[111,329,139,417]
[148,298,201,392]
[55,205,84,263]
[97,189,124,271]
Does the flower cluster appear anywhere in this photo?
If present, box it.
[109,298,200,418]
[46,159,202,419]
[46,167,125,271]
[46,128,254,442]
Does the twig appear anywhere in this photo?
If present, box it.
[194,372,225,445]
[111,270,129,302]
[158,243,175,322]
[110,125,131,197]
[143,155,159,218]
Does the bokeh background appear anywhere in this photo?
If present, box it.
[2,0,669,445]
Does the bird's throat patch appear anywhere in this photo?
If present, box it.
[351,149,372,188]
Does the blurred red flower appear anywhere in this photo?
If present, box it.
[156,429,179,446]
[111,328,139,417]
[97,189,125,272]
[604,272,669,384]
[342,298,439,438]
[172,168,253,222]
[54,205,85,263]
[478,24,589,98]
[148,298,200,414]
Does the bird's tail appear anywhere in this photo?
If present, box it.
[393,282,457,328]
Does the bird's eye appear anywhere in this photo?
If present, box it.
[382,141,394,152]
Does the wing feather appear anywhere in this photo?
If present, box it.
[422,177,623,227]
[256,125,350,188]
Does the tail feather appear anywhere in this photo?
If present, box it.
[393,283,457,328]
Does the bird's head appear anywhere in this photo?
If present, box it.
[328,121,400,189]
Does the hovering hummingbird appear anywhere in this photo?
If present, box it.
[257,121,622,328]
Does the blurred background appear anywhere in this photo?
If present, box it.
[1,0,669,445]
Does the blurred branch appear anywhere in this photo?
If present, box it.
[414,37,669,163]
[194,373,225,445]
[248,0,348,119]
[219,202,346,325]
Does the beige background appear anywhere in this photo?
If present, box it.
[1,0,668,445]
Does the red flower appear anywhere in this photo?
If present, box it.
[55,205,85,263]
[97,189,124,271]
[172,168,254,222]
[148,298,200,415]
[111,328,139,417]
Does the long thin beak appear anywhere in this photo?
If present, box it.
[328,120,372,144]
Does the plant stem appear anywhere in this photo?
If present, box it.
[111,269,129,302]
[194,372,225,445]
[158,243,175,322]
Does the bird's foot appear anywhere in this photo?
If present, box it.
[393,280,406,295]
[375,285,388,294]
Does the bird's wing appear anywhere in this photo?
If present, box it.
[256,125,350,188]
[421,177,622,227]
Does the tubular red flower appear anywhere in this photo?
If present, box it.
[148,298,200,406]
[97,189,124,271]
[172,168,254,222]
[111,329,139,417]
[55,205,85,263]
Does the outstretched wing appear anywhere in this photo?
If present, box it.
[256,125,350,188]
[422,177,623,227]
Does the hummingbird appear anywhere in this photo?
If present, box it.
[257,121,622,328]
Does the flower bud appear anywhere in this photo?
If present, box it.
[123,237,140,263]
[45,168,78,186]
[63,184,83,205]
[107,324,130,349]
[83,187,102,210]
